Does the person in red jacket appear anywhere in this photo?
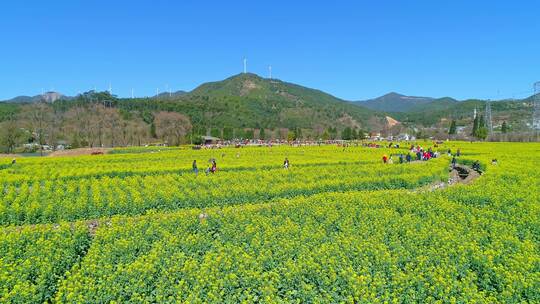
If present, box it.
[382,155,388,164]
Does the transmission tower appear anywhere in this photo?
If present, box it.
[533,81,540,130]
[485,99,493,134]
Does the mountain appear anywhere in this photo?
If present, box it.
[153,90,187,99]
[354,92,442,112]
[2,95,36,103]
[405,97,460,113]
[1,91,66,103]
[1,75,534,135]
[119,73,384,130]
[392,97,534,131]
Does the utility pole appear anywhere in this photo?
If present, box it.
[485,99,493,135]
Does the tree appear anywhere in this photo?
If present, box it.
[287,130,295,141]
[501,121,508,133]
[476,127,488,140]
[294,127,302,140]
[341,127,353,140]
[327,127,337,140]
[150,122,157,138]
[102,107,121,147]
[245,129,254,140]
[351,128,358,140]
[23,102,53,156]
[471,115,487,139]
[448,120,457,135]
[478,115,486,129]
[154,111,192,146]
[210,128,221,138]
[278,128,289,140]
[192,135,203,145]
[0,119,23,153]
[235,128,245,139]
[64,105,94,147]
[222,127,234,140]
[357,129,367,140]
[471,115,479,137]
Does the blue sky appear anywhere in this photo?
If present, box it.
[0,1,538,101]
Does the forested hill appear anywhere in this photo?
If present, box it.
[391,98,534,131]
[0,73,536,152]
[119,73,383,130]
[0,74,386,151]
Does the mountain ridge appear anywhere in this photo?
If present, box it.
[354,92,454,112]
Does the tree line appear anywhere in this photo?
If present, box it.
[0,92,371,153]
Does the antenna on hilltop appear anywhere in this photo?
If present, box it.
[269,65,272,79]
[156,88,160,97]
[243,58,247,74]
[131,88,134,99]
[108,83,112,94]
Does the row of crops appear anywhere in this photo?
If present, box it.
[1,142,539,303]
[0,146,377,182]
[0,158,447,226]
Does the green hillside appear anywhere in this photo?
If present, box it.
[119,73,382,130]
[392,98,533,130]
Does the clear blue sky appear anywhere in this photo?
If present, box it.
[0,1,538,101]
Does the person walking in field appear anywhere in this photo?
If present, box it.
[406,153,412,163]
[211,160,217,173]
[456,149,461,157]
[382,155,388,164]
[399,154,404,164]
[192,160,198,176]
[283,158,290,169]
[451,155,457,169]
[472,160,481,173]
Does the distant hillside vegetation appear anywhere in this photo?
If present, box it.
[354,92,440,112]
[118,73,384,130]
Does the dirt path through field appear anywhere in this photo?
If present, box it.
[48,148,111,157]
